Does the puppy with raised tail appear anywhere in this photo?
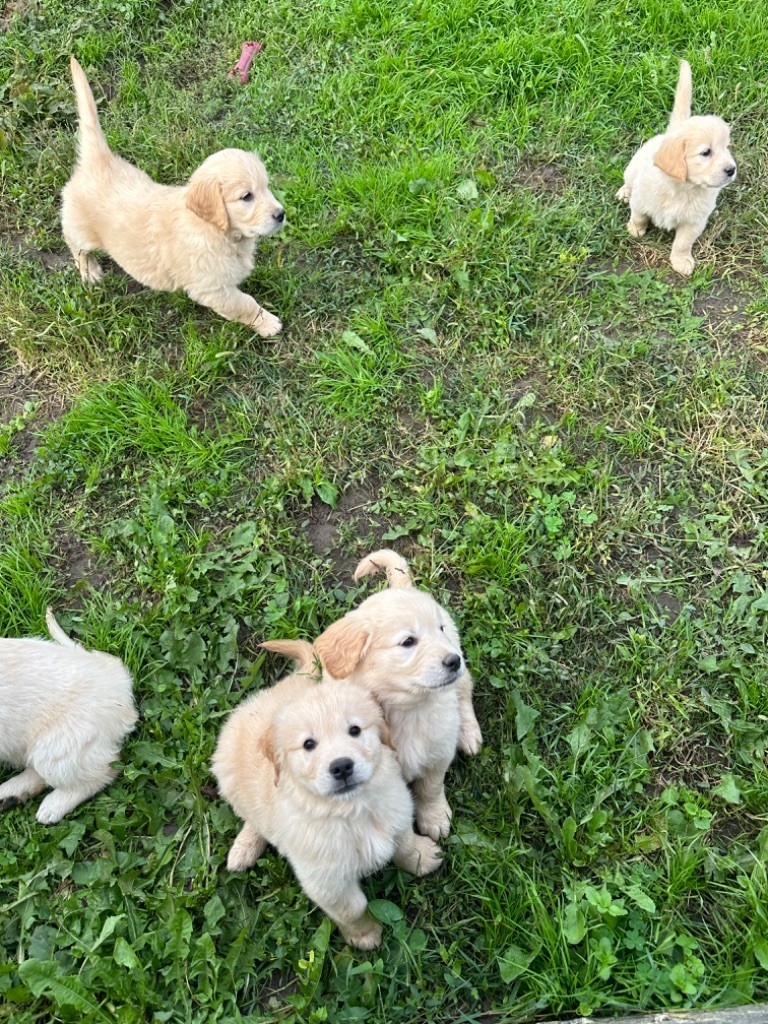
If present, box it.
[616,59,736,276]
[61,57,285,336]
[313,550,483,841]
[211,640,441,950]
[0,609,137,824]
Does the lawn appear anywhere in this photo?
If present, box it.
[1,0,768,1021]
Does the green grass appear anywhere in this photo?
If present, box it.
[2,0,768,1021]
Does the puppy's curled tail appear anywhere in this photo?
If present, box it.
[70,56,110,162]
[354,549,413,589]
[260,639,317,675]
[45,607,80,649]
[668,59,693,131]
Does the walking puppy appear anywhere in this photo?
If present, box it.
[616,59,736,276]
[61,57,285,336]
[313,550,483,841]
[0,609,137,824]
[212,641,441,950]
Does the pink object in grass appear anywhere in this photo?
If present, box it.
[228,41,263,84]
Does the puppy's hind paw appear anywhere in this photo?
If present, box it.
[411,835,443,876]
[80,257,104,284]
[627,218,647,238]
[251,309,282,338]
[616,184,631,203]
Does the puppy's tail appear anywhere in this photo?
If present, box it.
[260,639,317,675]
[70,56,110,162]
[354,549,413,589]
[45,607,80,649]
[668,59,692,131]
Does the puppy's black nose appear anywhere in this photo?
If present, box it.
[443,654,461,672]
[272,208,285,222]
[724,165,736,177]
[329,757,354,781]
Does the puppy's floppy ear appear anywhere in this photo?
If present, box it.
[314,615,370,679]
[258,726,281,785]
[186,173,230,231]
[654,136,688,181]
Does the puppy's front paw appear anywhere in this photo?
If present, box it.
[411,834,443,876]
[627,217,647,238]
[416,795,452,840]
[252,309,282,338]
[342,913,383,950]
[616,184,631,203]
[458,718,483,756]
[226,830,267,871]
[670,252,695,277]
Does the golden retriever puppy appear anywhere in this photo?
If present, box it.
[616,59,736,276]
[0,609,137,824]
[61,57,285,336]
[211,640,441,950]
[313,550,482,841]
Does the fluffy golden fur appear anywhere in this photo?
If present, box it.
[0,609,137,824]
[61,57,285,335]
[211,641,441,950]
[313,549,483,841]
[616,59,736,276]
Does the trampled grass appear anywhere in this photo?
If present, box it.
[1,0,768,1021]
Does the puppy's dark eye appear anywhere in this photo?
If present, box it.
[439,624,445,633]
[348,725,361,737]
[240,192,254,202]
[303,738,316,751]
[400,636,417,648]
[701,148,711,157]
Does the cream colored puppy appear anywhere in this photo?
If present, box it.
[61,57,284,336]
[617,59,736,276]
[212,641,441,950]
[313,550,482,841]
[0,609,137,824]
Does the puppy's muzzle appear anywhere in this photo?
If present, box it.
[723,164,736,180]
[443,654,461,673]
[272,207,285,224]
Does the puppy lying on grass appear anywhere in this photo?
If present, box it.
[314,549,482,841]
[616,58,736,276]
[61,57,285,336]
[212,640,441,950]
[0,609,137,824]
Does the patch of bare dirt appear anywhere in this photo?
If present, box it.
[4,232,71,272]
[52,527,109,595]
[304,478,410,584]
[0,353,68,469]
[0,0,26,31]
[513,160,568,194]
[653,739,730,793]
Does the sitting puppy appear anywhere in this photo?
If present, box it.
[313,550,482,841]
[616,59,736,276]
[0,608,137,824]
[61,57,285,336]
[211,640,441,950]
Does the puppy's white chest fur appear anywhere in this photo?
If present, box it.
[387,690,461,782]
